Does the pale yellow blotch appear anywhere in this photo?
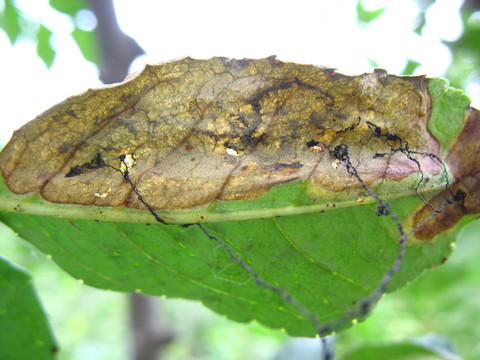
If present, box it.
[309,145,323,153]
[94,188,112,199]
[332,159,341,169]
[355,196,367,203]
[120,154,136,175]
[226,148,239,156]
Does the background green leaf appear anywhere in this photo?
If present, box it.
[356,0,385,24]
[36,25,55,69]
[446,10,480,90]
[71,27,99,65]
[402,59,422,76]
[339,336,458,360]
[0,255,57,359]
[49,0,87,16]
[0,0,21,44]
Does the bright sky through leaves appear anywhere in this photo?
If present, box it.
[0,0,475,148]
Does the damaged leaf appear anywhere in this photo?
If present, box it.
[0,57,479,337]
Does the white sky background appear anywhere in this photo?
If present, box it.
[0,0,475,146]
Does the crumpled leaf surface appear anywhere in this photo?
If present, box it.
[0,57,448,216]
[0,57,479,337]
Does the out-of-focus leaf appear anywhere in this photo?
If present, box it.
[0,0,21,44]
[71,27,99,65]
[446,11,480,89]
[0,255,58,359]
[49,0,86,16]
[0,57,479,337]
[412,0,435,35]
[367,58,379,67]
[356,0,385,24]
[402,59,421,75]
[36,25,55,68]
[339,335,460,360]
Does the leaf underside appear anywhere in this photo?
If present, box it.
[1,57,479,337]
[0,195,468,336]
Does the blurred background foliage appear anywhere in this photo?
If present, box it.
[1,0,480,359]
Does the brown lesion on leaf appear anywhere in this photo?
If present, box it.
[413,108,480,240]
[0,57,447,211]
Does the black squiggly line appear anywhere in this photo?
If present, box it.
[107,116,452,359]
[364,121,451,232]
[106,155,326,336]
[336,117,362,134]
[317,141,408,333]
[106,156,167,225]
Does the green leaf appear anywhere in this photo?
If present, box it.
[445,11,480,89]
[356,0,385,24]
[71,27,99,65]
[339,336,459,360]
[49,0,87,16]
[0,255,58,359]
[427,78,471,153]
[402,59,421,75]
[0,0,21,44]
[36,25,55,68]
[0,193,468,337]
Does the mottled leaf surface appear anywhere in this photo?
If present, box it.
[0,58,448,216]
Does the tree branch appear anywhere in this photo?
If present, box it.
[88,0,144,84]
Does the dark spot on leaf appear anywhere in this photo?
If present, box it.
[309,111,326,129]
[454,189,466,206]
[58,142,73,154]
[307,139,320,148]
[268,162,303,172]
[65,153,105,178]
[67,109,77,118]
